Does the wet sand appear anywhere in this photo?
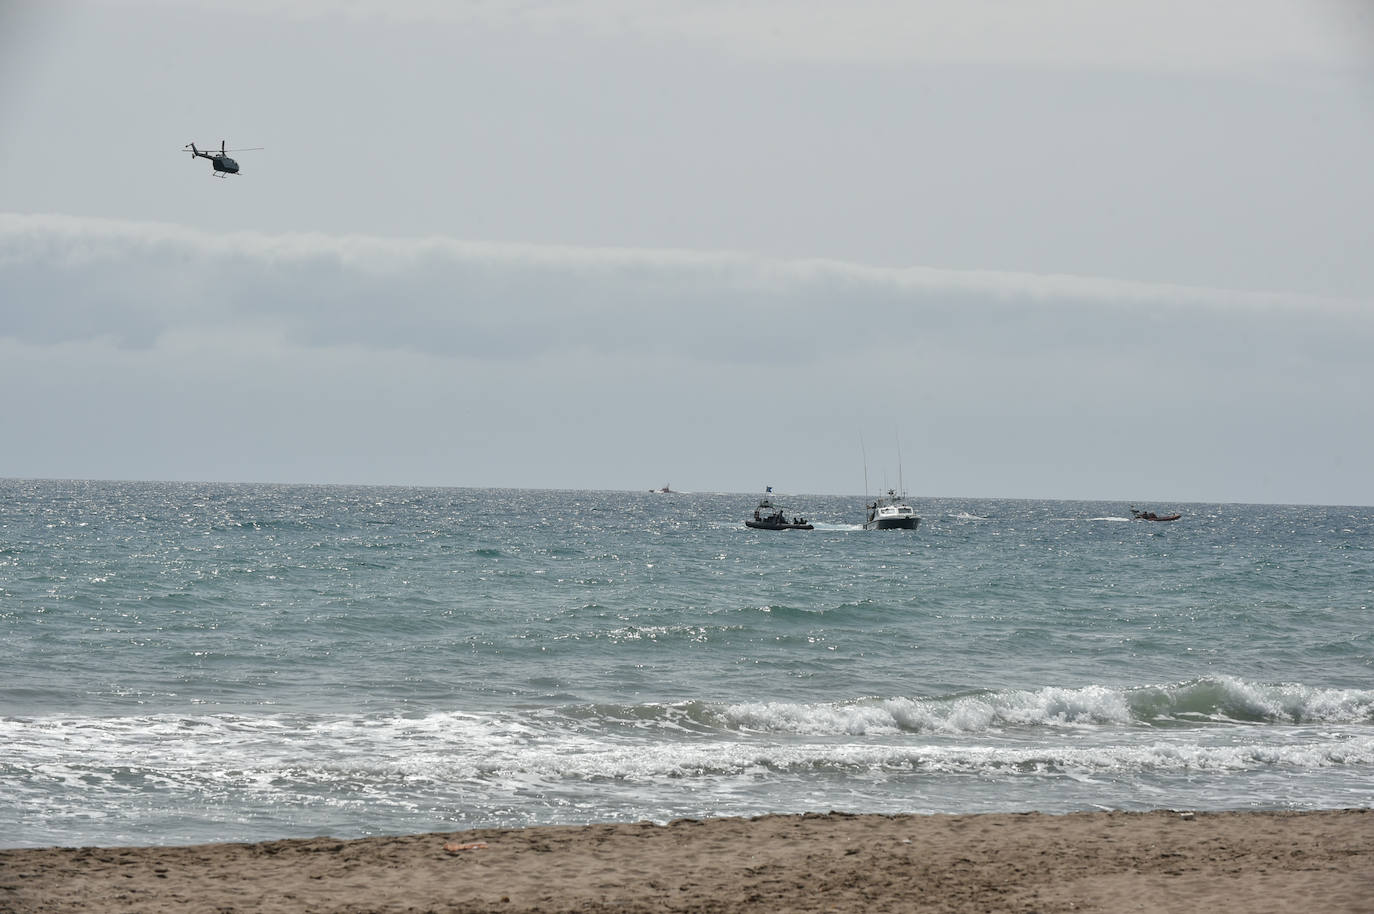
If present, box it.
[2,809,1370,913]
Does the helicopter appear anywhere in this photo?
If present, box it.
[184,140,262,176]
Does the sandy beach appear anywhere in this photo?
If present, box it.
[2,809,1370,913]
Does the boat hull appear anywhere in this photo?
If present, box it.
[1131,510,1182,522]
[745,520,814,531]
[864,516,918,530]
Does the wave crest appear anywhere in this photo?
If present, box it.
[717,677,1374,736]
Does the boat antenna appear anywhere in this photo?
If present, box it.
[896,433,905,496]
[860,432,869,498]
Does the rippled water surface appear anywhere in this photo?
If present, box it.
[2,481,1370,847]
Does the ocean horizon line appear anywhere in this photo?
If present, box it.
[3,476,1370,509]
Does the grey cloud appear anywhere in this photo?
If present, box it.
[4,214,1365,371]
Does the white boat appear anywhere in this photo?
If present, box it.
[864,489,920,530]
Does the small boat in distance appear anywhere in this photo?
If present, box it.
[1131,507,1182,522]
[651,484,674,494]
[864,489,920,530]
[745,497,814,531]
[860,435,920,530]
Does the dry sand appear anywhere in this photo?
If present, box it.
[2,809,1370,913]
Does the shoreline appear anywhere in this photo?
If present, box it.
[2,808,1370,913]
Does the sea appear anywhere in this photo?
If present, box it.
[2,479,1371,849]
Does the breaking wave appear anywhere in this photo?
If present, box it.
[714,677,1374,736]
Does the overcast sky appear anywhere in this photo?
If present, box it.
[3,0,1373,504]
